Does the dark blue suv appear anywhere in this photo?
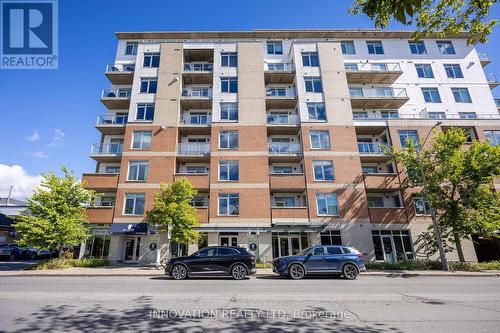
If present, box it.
[272,245,365,280]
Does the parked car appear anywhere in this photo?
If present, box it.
[0,244,13,260]
[5,244,38,260]
[165,246,256,280]
[272,245,366,280]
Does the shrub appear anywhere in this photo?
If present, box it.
[449,260,500,272]
[27,258,109,270]
[256,262,273,269]
[365,260,442,271]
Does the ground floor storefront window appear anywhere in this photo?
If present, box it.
[170,242,188,258]
[372,230,414,263]
[84,234,110,259]
[272,232,309,258]
[320,230,342,245]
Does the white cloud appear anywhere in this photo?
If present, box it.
[0,164,42,200]
[26,151,50,158]
[25,130,40,142]
[47,128,65,147]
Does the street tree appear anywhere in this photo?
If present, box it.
[350,0,498,44]
[392,128,500,262]
[14,166,94,257]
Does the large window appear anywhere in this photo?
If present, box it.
[485,130,500,146]
[105,166,120,174]
[139,78,157,93]
[310,130,330,149]
[304,77,323,93]
[415,64,434,78]
[132,131,152,149]
[341,41,355,54]
[313,160,334,181]
[124,193,145,215]
[143,53,160,67]
[372,230,414,262]
[125,42,138,55]
[320,230,342,245]
[301,52,319,67]
[218,193,239,215]
[444,64,463,78]
[267,41,283,55]
[221,77,238,93]
[221,52,237,67]
[307,103,326,121]
[219,161,239,181]
[219,130,239,149]
[316,193,339,216]
[398,130,420,148]
[409,41,426,54]
[136,104,155,121]
[452,88,472,103]
[366,41,384,54]
[220,103,238,121]
[421,87,441,103]
[274,196,296,207]
[367,196,384,208]
[190,195,207,207]
[127,161,148,181]
[412,195,431,215]
[436,41,455,54]
[458,112,477,119]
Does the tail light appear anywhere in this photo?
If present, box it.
[356,252,364,260]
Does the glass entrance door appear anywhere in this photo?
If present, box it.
[272,233,309,258]
[382,236,396,263]
[124,236,141,262]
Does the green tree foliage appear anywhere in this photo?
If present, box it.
[14,166,94,256]
[146,179,200,244]
[392,128,500,261]
[350,0,498,44]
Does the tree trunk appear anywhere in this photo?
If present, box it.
[58,244,63,258]
[453,232,465,262]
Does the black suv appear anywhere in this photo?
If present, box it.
[165,246,256,280]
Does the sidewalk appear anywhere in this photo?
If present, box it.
[0,266,499,278]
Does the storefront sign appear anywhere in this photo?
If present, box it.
[249,243,258,251]
[149,242,158,251]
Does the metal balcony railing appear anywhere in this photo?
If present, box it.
[90,143,123,156]
[180,114,211,125]
[486,73,498,83]
[96,115,128,125]
[101,89,132,98]
[344,62,401,72]
[183,63,213,72]
[354,113,500,120]
[267,114,299,125]
[264,63,295,72]
[478,52,490,62]
[357,143,390,154]
[268,143,302,155]
[106,63,135,72]
[349,87,407,98]
[178,143,211,155]
[181,88,212,98]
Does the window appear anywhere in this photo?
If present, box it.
[191,196,207,207]
[310,130,330,149]
[143,53,160,67]
[105,166,120,173]
[302,52,319,67]
[124,193,145,215]
[127,161,148,181]
[344,63,358,71]
[221,52,237,67]
[381,110,399,119]
[362,166,378,174]
[274,196,295,207]
[219,130,239,149]
[220,103,238,121]
[452,88,472,103]
[458,112,477,119]
[372,230,414,262]
[139,78,157,93]
[436,41,455,54]
[409,41,427,54]
[341,41,355,54]
[398,130,420,148]
[100,196,115,207]
[136,104,155,121]
[413,195,431,215]
[272,166,294,174]
[267,41,283,55]
[313,160,334,181]
[132,131,152,149]
[421,87,441,103]
[316,193,339,216]
[218,193,239,215]
[485,130,500,146]
[349,87,363,97]
[195,248,216,257]
[327,246,343,255]
[125,42,138,55]
[186,166,207,174]
[444,64,463,78]
[353,112,368,119]
[320,230,342,245]
[221,77,238,93]
[366,41,384,54]
[367,196,384,208]
[428,112,447,119]
[415,64,434,78]
[218,248,238,256]
[304,77,323,93]
[307,103,326,121]
[219,161,239,181]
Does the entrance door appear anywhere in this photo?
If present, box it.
[279,237,289,257]
[382,236,396,263]
[220,236,238,247]
[124,236,141,262]
[290,236,301,255]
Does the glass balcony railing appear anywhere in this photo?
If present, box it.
[478,52,490,62]
[486,73,498,83]
[265,88,296,97]
[344,62,401,72]
[268,143,302,155]
[267,114,299,125]
[181,88,212,98]
[90,143,123,156]
[183,63,213,72]
[264,63,295,72]
[105,63,135,73]
[495,98,500,108]
[354,113,500,120]
[180,114,211,125]
[101,89,132,98]
[96,115,128,125]
[178,143,211,155]
[349,87,407,98]
[357,143,390,155]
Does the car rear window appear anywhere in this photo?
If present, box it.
[218,248,237,256]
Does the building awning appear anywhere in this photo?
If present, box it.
[110,223,156,235]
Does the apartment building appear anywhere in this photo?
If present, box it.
[81,30,500,265]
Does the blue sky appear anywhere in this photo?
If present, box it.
[0,0,499,199]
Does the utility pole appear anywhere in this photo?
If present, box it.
[6,185,14,206]
[417,122,449,271]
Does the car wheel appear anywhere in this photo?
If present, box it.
[28,252,37,260]
[289,264,305,280]
[170,264,187,280]
[231,264,247,280]
[9,254,15,261]
[342,263,358,280]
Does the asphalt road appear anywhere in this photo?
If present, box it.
[0,275,499,333]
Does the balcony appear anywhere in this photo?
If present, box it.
[182,63,213,84]
[268,143,302,162]
[363,174,400,191]
[265,87,297,109]
[266,114,300,134]
[90,143,122,162]
[180,88,212,109]
[177,142,210,162]
[105,63,135,84]
[196,207,209,224]
[478,52,491,67]
[270,173,306,192]
[271,206,308,222]
[100,88,132,109]
[179,114,211,134]
[85,206,114,224]
[354,112,500,122]
[486,73,499,89]
[358,143,391,162]
[174,173,209,190]
[264,63,295,84]
[345,62,402,84]
[349,87,409,109]
[95,115,127,135]
[82,173,118,191]
[495,98,500,110]
[369,207,407,224]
